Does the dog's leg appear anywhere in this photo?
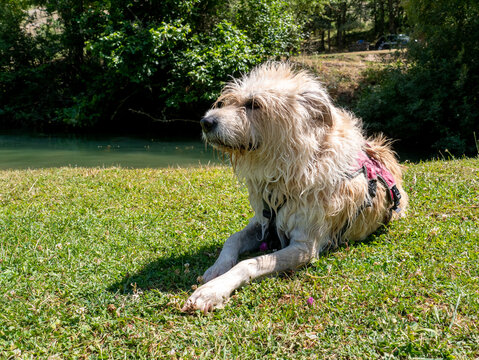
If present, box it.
[182,233,314,314]
[201,220,262,283]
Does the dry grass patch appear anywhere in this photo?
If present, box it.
[295,50,405,105]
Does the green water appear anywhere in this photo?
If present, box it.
[0,134,225,169]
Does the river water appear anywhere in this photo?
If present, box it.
[0,134,225,170]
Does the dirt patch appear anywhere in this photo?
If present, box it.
[24,7,60,35]
[294,50,404,105]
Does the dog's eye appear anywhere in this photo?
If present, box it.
[244,99,261,110]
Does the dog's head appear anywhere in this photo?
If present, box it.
[200,62,335,156]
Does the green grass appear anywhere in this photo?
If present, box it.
[1,158,478,359]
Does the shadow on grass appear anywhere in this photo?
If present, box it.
[107,244,221,294]
[337,225,391,251]
[109,225,391,295]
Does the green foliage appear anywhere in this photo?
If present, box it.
[88,19,261,108]
[228,0,302,56]
[0,0,301,130]
[356,0,479,155]
[0,1,33,69]
[0,2,61,127]
[356,63,475,154]
[167,21,262,107]
[88,20,191,84]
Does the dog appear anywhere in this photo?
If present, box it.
[182,62,408,314]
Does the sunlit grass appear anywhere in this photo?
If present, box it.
[0,158,478,358]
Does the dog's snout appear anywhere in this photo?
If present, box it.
[200,116,218,133]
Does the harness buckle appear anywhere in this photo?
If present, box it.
[391,185,401,211]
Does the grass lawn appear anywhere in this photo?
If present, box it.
[1,158,478,359]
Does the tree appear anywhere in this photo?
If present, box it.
[369,0,405,36]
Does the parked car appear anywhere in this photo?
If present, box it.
[374,34,410,50]
[349,39,370,52]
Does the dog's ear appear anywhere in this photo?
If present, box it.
[299,91,334,127]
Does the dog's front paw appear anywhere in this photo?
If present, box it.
[181,280,231,314]
[201,258,237,283]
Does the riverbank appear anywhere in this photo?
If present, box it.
[0,133,225,169]
[1,158,478,358]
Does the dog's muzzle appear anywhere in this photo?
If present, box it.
[200,115,218,134]
[200,114,258,151]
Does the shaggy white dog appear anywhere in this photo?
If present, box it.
[182,62,408,314]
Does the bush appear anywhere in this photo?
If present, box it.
[1,3,61,128]
[356,62,478,155]
[228,0,301,56]
[166,21,262,108]
[356,0,479,155]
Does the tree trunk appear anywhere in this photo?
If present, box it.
[387,0,396,33]
[62,0,84,71]
[326,4,331,52]
[378,0,385,35]
[336,2,347,49]
[340,2,347,49]
[328,27,331,52]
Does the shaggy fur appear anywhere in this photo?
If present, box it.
[182,62,408,313]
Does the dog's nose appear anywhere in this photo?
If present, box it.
[200,116,218,133]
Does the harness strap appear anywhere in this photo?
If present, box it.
[338,148,402,242]
[260,147,402,250]
[377,175,401,211]
[261,198,288,251]
[357,149,401,211]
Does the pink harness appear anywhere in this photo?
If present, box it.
[260,145,402,251]
[333,146,402,243]
[354,148,401,212]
